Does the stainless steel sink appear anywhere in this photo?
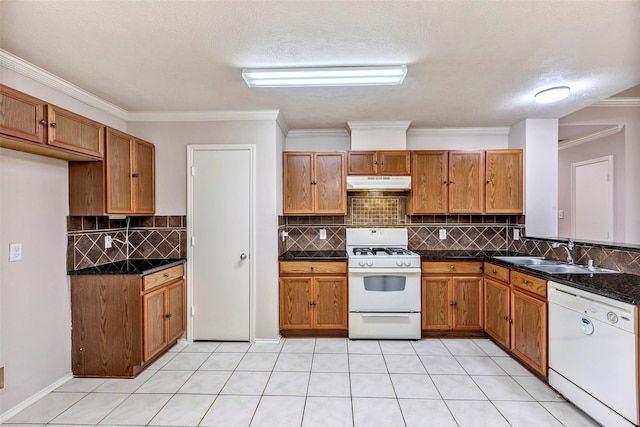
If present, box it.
[493,256,563,266]
[528,264,620,274]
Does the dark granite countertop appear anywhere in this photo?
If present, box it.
[279,250,348,261]
[68,258,186,275]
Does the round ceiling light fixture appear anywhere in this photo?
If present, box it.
[535,86,571,104]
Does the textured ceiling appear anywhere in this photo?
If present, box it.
[1,0,639,130]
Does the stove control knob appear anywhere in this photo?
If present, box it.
[397,260,403,266]
[404,260,411,266]
[367,261,373,267]
[359,260,365,267]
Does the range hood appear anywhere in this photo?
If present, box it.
[346,175,411,191]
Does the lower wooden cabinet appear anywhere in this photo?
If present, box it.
[70,263,185,377]
[422,261,484,332]
[484,262,548,377]
[279,261,348,335]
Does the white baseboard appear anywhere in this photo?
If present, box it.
[0,373,73,423]
[253,336,282,345]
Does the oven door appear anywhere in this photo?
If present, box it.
[349,268,421,312]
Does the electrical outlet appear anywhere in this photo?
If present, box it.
[439,229,447,240]
[558,209,564,219]
[513,229,520,240]
[9,243,22,262]
[319,229,327,240]
[104,236,113,249]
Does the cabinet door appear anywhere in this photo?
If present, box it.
[422,277,452,330]
[47,105,104,158]
[105,128,134,213]
[448,151,484,213]
[314,152,346,214]
[347,151,377,175]
[409,151,448,214]
[279,277,313,329]
[133,139,155,213]
[283,152,314,214]
[314,276,348,329]
[143,287,167,361]
[452,277,484,330]
[511,289,547,376]
[378,151,411,175]
[166,280,186,342]
[485,150,523,213]
[484,278,510,347]
[0,85,46,143]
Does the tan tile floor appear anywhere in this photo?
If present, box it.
[4,338,601,426]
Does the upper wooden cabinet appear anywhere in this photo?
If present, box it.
[409,149,523,215]
[283,152,346,215]
[69,127,155,215]
[347,151,410,175]
[485,149,523,214]
[0,85,104,161]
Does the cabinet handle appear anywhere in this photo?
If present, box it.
[50,122,57,128]
[39,119,47,125]
[132,173,140,178]
[165,313,172,318]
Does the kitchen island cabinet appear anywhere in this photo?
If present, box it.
[70,260,185,378]
[421,261,484,334]
[279,260,348,336]
[0,84,104,161]
[68,127,155,215]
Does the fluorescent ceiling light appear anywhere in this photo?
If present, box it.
[242,65,407,87]
[535,86,570,104]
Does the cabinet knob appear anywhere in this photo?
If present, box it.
[39,119,47,125]
[309,301,316,306]
[443,181,448,184]
[380,161,384,165]
[449,180,454,184]
[449,301,457,306]
[132,173,140,178]
[373,161,378,165]
[163,273,169,278]
[450,265,455,270]
[509,319,513,324]
[492,270,497,274]
[503,315,508,320]
[523,279,529,284]
[310,266,314,270]
[165,313,172,318]
[486,180,491,184]
[50,122,57,128]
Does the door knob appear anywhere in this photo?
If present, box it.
[240,253,248,260]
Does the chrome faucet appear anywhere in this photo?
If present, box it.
[552,239,575,264]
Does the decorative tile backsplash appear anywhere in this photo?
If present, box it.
[68,216,187,271]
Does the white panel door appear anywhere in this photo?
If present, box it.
[190,146,253,341]
[572,156,613,242]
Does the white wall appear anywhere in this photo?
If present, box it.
[407,129,510,150]
[127,120,281,340]
[0,149,70,414]
[560,106,640,244]
[509,119,559,237]
[558,131,625,241]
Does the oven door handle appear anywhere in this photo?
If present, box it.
[360,313,410,317]
[349,268,421,275]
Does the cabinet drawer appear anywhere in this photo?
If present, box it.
[279,261,347,275]
[484,262,510,283]
[511,270,546,298]
[421,261,483,274]
[143,264,184,292]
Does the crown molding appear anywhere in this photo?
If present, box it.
[287,129,350,139]
[558,125,624,151]
[347,121,412,132]
[0,49,129,120]
[591,98,640,107]
[408,127,510,136]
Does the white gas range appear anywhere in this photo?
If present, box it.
[346,228,422,339]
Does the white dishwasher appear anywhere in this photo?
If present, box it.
[548,281,638,427]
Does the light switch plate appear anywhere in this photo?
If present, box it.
[439,229,447,240]
[513,229,520,240]
[9,243,22,262]
[319,229,327,240]
[104,236,113,249]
